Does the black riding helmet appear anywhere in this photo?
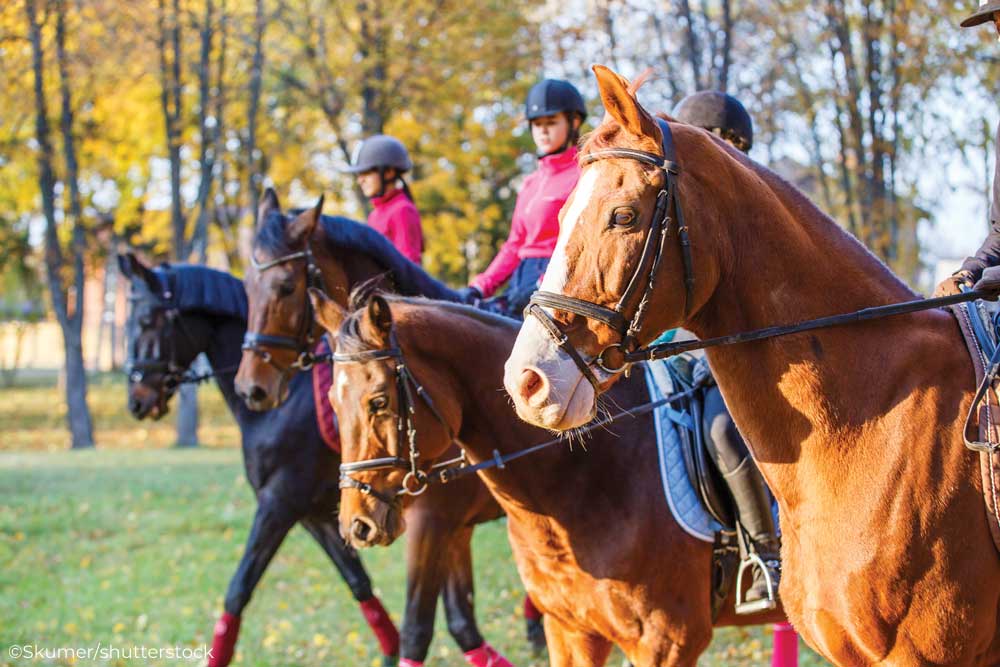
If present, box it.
[673,91,754,153]
[526,79,587,122]
[525,79,587,157]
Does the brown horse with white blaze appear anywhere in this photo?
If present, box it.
[313,290,787,667]
[504,65,1000,665]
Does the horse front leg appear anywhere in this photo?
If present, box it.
[399,508,457,666]
[441,526,515,667]
[301,515,399,666]
[544,614,613,667]
[210,490,299,667]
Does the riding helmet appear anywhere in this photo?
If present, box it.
[344,134,413,174]
[961,0,1000,27]
[673,90,754,152]
[525,79,587,122]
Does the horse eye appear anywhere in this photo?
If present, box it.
[368,395,389,413]
[612,208,636,227]
[277,282,295,297]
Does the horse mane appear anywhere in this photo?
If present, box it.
[153,264,248,320]
[255,207,460,302]
[336,290,519,355]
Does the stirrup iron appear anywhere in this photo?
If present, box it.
[734,552,777,615]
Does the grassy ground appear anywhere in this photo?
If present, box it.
[0,375,830,666]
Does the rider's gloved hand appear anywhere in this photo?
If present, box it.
[457,286,483,304]
[933,269,976,298]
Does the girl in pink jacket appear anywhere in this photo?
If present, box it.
[345,134,424,264]
[459,79,587,315]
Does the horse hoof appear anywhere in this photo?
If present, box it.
[381,655,400,667]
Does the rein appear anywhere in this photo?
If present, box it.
[626,288,996,363]
[242,245,332,382]
[333,322,704,500]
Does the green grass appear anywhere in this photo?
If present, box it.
[0,376,830,666]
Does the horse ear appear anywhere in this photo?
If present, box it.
[117,252,137,278]
[309,287,347,334]
[592,64,658,139]
[118,252,158,290]
[287,194,324,245]
[364,294,393,344]
[257,187,280,228]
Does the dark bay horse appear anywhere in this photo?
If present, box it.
[312,290,787,667]
[232,190,532,666]
[121,255,400,667]
[504,65,1000,665]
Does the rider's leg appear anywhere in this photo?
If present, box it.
[503,257,550,317]
[702,384,780,610]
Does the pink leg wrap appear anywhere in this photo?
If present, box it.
[398,659,424,667]
[771,622,799,667]
[208,612,241,667]
[464,642,515,667]
[359,596,400,657]
[523,595,542,622]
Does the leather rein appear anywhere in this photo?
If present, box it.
[333,323,704,505]
[241,246,332,382]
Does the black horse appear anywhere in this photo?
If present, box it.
[121,256,502,667]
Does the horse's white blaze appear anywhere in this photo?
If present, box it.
[538,166,600,297]
[504,165,603,430]
[335,368,350,403]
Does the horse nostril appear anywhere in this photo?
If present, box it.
[129,398,141,415]
[248,385,267,403]
[517,368,548,407]
[351,517,376,544]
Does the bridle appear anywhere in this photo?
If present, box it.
[526,120,694,390]
[333,329,463,505]
[241,245,331,383]
[126,283,199,395]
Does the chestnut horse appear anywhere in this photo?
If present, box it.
[312,290,787,667]
[504,65,1000,665]
[233,189,533,666]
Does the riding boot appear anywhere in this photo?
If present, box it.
[725,456,781,614]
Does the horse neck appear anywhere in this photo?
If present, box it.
[201,314,250,419]
[686,162,957,481]
[313,239,385,307]
[405,306,622,512]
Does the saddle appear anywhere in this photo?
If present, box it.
[950,290,1000,555]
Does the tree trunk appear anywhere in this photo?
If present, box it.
[157,0,199,446]
[246,0,264,227]
[28,0,94,448]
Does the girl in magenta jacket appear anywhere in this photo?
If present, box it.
[459,79,587,315]
[345,134,424,264]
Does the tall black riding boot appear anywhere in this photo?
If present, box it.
[725,456,781,614]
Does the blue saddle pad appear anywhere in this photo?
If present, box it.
[641,360,724,543]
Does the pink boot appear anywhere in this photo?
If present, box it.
[771,622,799,667]
[359,596,400,659]
[207,612,240,667]
[464,642,515,667]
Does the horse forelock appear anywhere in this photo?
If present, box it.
[254,207,296,257]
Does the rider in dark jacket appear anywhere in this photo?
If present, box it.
[936,2,1000,296]
[674,91,780,614]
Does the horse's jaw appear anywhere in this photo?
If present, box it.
[504,316,596,430]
